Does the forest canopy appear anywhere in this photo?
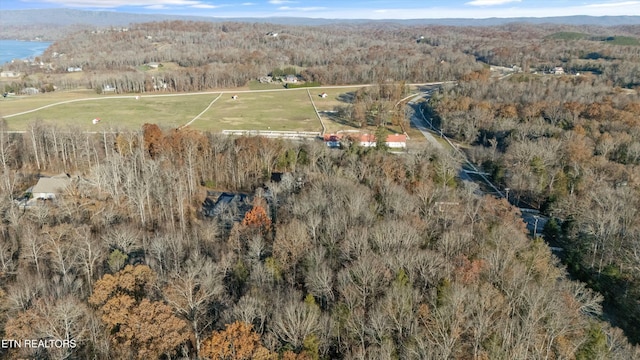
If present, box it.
[1,18,640,359]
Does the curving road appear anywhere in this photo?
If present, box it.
[408,87,550,237]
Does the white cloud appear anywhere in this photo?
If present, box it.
[191,3,221,8]
[39,0,204,8]
[278,6,326,11]
[241,2,256,5]
[586,1,640,7]
[269,0,294,4]
[466,0,521,6]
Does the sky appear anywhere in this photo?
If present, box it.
[2,0,640,19]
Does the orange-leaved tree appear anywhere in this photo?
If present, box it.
[89,265,190,359]
[242,198,272,233]
[200,321,276,360]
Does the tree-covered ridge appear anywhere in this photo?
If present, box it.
[5,21,640,94]
[0,122,637,359]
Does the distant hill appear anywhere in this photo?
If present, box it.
[2,8,640,40]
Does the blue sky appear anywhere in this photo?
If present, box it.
[2,0,640,18]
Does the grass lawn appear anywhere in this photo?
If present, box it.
[188,89,321,132]
[547,32,589,40]
[2,93,216,131]
[0,85,428,142]
[247,80,285,90]
[0,89,98,116]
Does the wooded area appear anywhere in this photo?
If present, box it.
[430,65,640,345]
[0,121,638,359]
[4,21,640,93]
[2,18,640,359]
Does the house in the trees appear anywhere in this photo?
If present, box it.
[21,87,40,95]
[385,134,407,148]
[31,173,72,200]
[146,62,160,69]
[357,134,377,147]
[203,192,251,222]
[285,75,298,83]
[553,66,565,75]
[323,134,342,148]
[0,71,20,77]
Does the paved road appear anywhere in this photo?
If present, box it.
[407,89,550,237]
[407,94,443,150]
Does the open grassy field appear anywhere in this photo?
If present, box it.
[0,89,97,116]
[188,89,321,132]
[546,32,639,46]
[0,85,427,141]
[2,93,216,131]
[547,32,589,40]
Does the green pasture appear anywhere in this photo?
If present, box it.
[2,93,215,131]
[0,85,428,138]
[187,89,321,132]
[547,32,639,46]
[0,89,97,116]
[547,32,589,40]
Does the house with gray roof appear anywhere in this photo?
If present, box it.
[31,174,71,200]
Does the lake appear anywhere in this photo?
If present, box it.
[0,40,52,65]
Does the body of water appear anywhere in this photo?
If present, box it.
[0,40,52,65]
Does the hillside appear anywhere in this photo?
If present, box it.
[2,8,640,41]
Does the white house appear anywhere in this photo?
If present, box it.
[385,134,407,148]
[21,87,39,95]
[285,75,298,83]
[0,71,20,77]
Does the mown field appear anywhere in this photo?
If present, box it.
[1,89,325,132]
[187,89,321,132]
[1,93,214,131]
[0,86,423,138]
